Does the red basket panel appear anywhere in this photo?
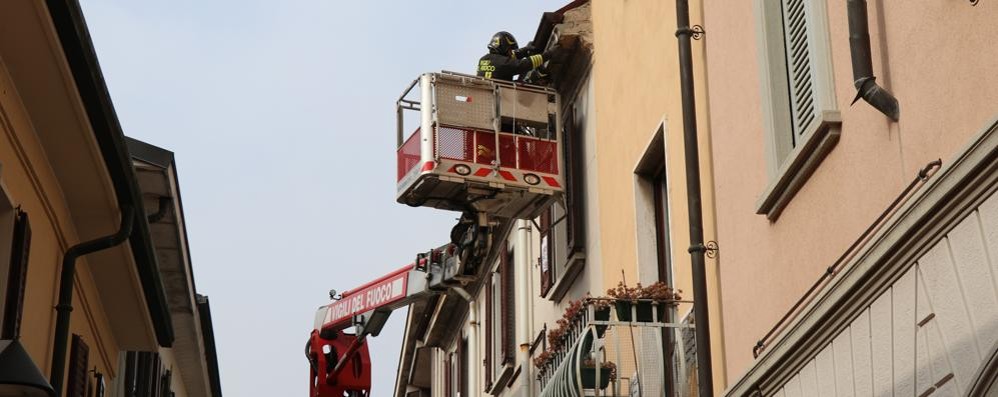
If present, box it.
[474,131,496,166]
[437,126,475,162]
[499,133,516,168]
[397,129,422,182]
[517,137,558,174]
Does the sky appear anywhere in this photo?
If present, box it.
[78,0,566,395]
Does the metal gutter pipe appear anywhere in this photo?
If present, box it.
[675,1,715,396]
[50,206,135,396]
[848,0,900,121]
[515,220,532,394]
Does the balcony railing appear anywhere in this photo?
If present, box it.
[535,299,697,397]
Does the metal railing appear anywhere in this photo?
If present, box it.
[535,299,696,397]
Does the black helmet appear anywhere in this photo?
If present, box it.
[488,31,519,55]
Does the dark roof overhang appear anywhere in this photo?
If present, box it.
[43,0,174,347]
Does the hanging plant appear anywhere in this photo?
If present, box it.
[580,357,617,389]
[533,348,554,370]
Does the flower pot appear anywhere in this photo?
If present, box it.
[615,301,666,322]
[634,301,667,322]
[614,301,633,322]
[580,367,612,389]
[594,307,610,337]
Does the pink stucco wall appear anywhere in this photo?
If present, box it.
[703,0,998,383]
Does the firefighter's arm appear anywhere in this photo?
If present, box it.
[513,41,540,58]
[513,54,546,74]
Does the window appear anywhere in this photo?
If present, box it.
[755,0,841,220]
[485,242,515,394]
[120,351,174,397]
[651,168,673,288]
[444,352,452,397]
[539,209,554,297]
[545,105,587,302]
[634,125,673,286]
[459,337,468,397]
[634,127,680,396]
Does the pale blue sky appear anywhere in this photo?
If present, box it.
[79,0,566,395]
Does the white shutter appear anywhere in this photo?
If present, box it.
[781,0,817,146]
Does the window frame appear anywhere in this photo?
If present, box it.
[754,0,842,220]
[546,105,587,302]
[485,242,515,394]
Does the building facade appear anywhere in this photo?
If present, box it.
[0,1,220,396]
[703,0,998,395]
[393,0,724,396]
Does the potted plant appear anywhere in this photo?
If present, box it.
[533,348,554,374]
[607,281,639,321]
[580,357,616,389]
[562,298,585,325]
[608,281,682,322]
[547,323,567,352]
[589,295,612,337]
[636,281,681,322]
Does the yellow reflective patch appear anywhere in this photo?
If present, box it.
[530,54,543,68]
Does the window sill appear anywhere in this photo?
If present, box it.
[548,252,585,303]
[487,365,514,395]
[755,111,841,221]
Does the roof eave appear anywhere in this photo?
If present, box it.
[43,0,174,347]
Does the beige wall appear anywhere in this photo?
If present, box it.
[590,0,726,390]
[0,56,127,386]
[703,0,998,383]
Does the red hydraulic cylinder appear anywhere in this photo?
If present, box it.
[307,329,371,396]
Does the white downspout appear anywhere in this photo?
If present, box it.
[525,219,537,396]
[515,219,533,394]
[468,300,479,395]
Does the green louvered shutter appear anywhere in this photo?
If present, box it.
[781,0,817,146]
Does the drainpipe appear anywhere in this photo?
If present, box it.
[675,1,715,396]
[847,0,900,121]
[468,302,479,394]
[515,220,531,393]
[50,206,134,396]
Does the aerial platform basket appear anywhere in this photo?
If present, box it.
[396,72,564,219]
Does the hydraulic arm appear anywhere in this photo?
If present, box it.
[307,71,563,397]
[307,211,495,397]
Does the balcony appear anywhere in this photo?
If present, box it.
[535,299,697,397]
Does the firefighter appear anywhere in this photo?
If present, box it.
[477,31,560,81]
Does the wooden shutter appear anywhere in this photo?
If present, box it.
[124,352,137,397]
[134,352,162,397]
[484,272,493,389]
[444,352,454,397]
[563,108,586,253]
[160,369,172,397]
[499,243,515,365]
[459,338,468,397]
[781,0,817,144]
[2,210,30,339]
[67,335,90,397]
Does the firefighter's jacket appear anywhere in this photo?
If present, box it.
[477,52,545,81]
